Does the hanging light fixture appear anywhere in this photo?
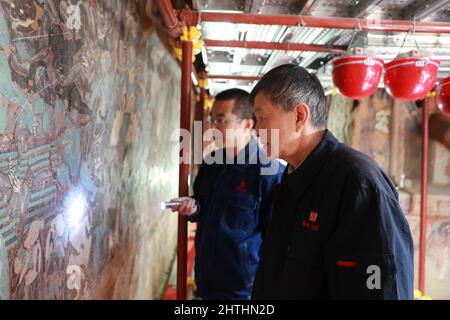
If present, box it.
[383,24,440,101]
[384,56,440,101]
[332,56,384,99]
[331,25,384,100]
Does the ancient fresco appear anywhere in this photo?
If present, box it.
[0,0,180,299]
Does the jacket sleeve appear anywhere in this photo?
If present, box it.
[325,171,414,300]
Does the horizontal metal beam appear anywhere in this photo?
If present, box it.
[208,75,261,81]
[204,39,347,54]
[179,10,450,34]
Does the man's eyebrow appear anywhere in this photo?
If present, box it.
[214,113,225,117]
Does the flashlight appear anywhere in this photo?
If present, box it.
[160,200,183,210]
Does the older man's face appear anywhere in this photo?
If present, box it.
[253,92,298,159]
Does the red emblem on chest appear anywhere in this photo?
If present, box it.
[235,180,247,193]
[301,211,320,231]
[309,211,318,223]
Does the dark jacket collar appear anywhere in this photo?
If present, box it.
[282,129,339,196]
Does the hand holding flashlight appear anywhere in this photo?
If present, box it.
[163,197,197,216]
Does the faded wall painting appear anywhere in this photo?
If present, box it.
[0,0,180,299]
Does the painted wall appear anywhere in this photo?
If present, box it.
[0,0,180,299]
[328,90,450,299]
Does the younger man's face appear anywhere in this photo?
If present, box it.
[209,99,251,149]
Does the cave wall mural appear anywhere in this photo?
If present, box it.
[0,0,180,299]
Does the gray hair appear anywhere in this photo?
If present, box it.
[250,64,328,128]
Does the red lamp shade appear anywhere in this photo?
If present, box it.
[332,56,384,99]
[384,58,440,101]
[436,76,450,117]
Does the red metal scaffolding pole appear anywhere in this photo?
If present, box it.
[180,10,450,34]
[177,40,193,300]
[204,39,347,54]
[419,97,430,295]
[156,0,190,300]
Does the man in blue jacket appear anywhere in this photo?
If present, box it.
[250,64,414,300]
[172,89,284,299]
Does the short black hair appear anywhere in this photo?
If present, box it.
[250,64,327,128]
[215,88,254,120]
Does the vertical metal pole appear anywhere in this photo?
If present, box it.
[177,39,192,300]
[419,97,429,295]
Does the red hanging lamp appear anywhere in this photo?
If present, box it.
[332,56,384,99]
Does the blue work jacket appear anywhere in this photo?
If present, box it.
[189,137,284,299]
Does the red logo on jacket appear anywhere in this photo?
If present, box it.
[309,211,318,223]
[235,180,247,193]
[301,211,319,231]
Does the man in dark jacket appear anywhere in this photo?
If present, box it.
[172,89,284,299]
[250,64,414,300]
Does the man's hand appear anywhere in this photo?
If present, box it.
[170,197,197,216]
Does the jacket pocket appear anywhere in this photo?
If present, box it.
[278,252,325,299]
[220,192,258,240]
[328,253,398,300]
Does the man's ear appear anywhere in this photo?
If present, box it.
[294,103,309,132]
[244,118,254,130]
